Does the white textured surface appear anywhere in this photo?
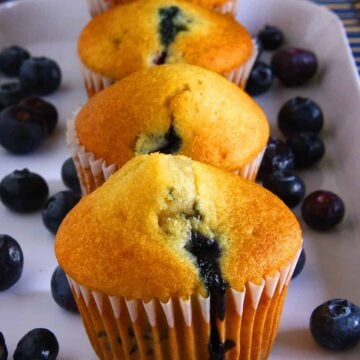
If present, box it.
[0,0,359,359]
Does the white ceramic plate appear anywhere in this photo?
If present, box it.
[0,0,360,358]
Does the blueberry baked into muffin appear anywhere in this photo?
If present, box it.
[67,64,269,194]
[55,153,302,360]
[78,0,257,96]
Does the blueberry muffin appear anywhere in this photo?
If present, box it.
[67,64,269,194]
[86,0,238,17]
[56,153,302,360]
[78,0,257,97]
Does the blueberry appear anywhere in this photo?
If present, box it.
[287,132,325,168]
[19,57,61,96]
[262,170,305,208]
[245,61,273,96]
[0,105,48,154]
[0,82,30,109]
[0,169,49,213]
[0,46,30,77]
[257,137,295,181]
[257,25,284,51]
[61,158,81,195]
[0,234,23,291]
[310,299,360,351]
[271,47,318,86]
[292,247,305,279]
[159,6,188,47]
[0,332,8,360]
[51,266,78,313]
[21,97,58,134]
[13,328,59,360]
[278,97,324,137]
[301,190,345,231]
[42,191,81,235]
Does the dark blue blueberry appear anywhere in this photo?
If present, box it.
[287,132,325,168]
[245,61,273,96]
[0,105,48,154]
[257,137,295,181]
[271,47,318,86]
[0,46,30,77]
[310,299,360,351]
[159,6,188,48]
[0,82,30,109]
[19,57,61,96]
[258,25,284,51]
[51,266,78,313]
[0,234,23,291]
[42,191,81,235]
[278,97,324,137]
[301,190,345,231]
[153,125,182,154]
[21,97,58,134]
[0,169,49,213]
[61,158,81,195]
[0,332,8,360]
[13,328,59,360]
[262,170,305,208]
[292,247,305,279]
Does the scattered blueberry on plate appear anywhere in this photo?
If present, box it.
[0,169,49,213]
[0,46,30,77]
[0,82,29,109]
[310,299,360,351]
[301,190,345,231]
[21,97,58,134]
[271,47,318,86]
[257,25,284,51]
[42,191,81,235]
[262,170,305,208]
[0,234,24,291]
[0,332,8,360]
[278,97,324,136]
[19,57,61,96]
[257,137,295,181]
[51,266,78,313]
[245,61,273,96]
[287,132,325,168]
[61,158,81,195]
[0,105,48,154]
[13,328,59,360]
[292,247,306,279]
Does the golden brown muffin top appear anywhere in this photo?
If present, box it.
[56,154,302,300]
[78,0,252,79]
[75,64,269,172]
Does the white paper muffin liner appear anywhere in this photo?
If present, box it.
[80,40,258,97]
[67,249,300,359]
[86,0,238,17]
[66,109,266,195]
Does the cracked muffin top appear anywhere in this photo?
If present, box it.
[74,64,269,173]
[55,153,302,300]
[78,0,253,79]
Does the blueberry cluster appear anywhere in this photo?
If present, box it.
[0,160,81,359]
[252,24,350,354]
[252,27,344,220]
[246,25,318,95]
[0,45,61,154]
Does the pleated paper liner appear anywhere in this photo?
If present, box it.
[86,0,238,17]
[66,111,265,195]
[80,40,258,98]
[67,250,300,359]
